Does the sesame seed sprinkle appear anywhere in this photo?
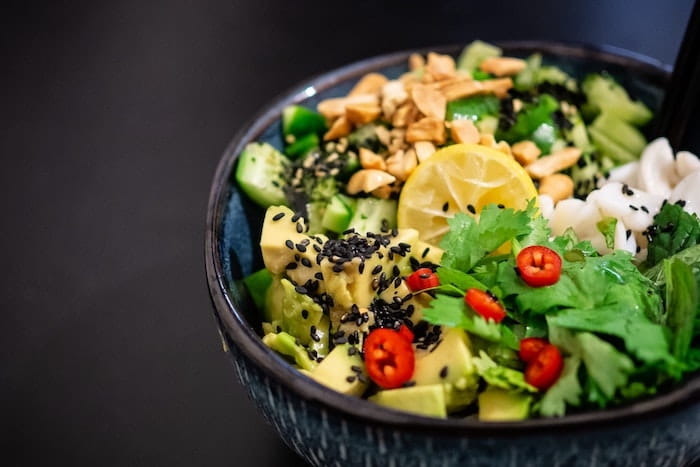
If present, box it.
[439,366,449,378]
[296,223,303,233]
[285,240,294,250]
[442,201,449,212]
[272,212,285,221]
[467,204,476,214]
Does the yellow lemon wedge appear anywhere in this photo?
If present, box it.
[397,143,538,246]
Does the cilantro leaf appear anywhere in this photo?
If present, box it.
[596,217,617,250]
[664,258,699,362]
[539,356,582,417]
[440,204,534,272]
[645,202,700,268]
[473,351,537,392]
[436,266,487,292]
[421,294,517,349]
[577,332,634,398]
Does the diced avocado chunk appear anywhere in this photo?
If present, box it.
[310,344,368,396]
[235,142,289,207]
[457,40,502,72]
[412,328,479,411]
[369,384,447,418]
[242,268,273,311]
[478,386,533,421]
[582,74,652,126]
[263,331,318,371]
[347,198,397,236]
[282,105,327,138]
[260,206,314,274]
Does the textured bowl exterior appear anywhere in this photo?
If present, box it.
[206,42,700,466]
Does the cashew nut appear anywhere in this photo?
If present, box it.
[538,173,574,203]
[526,147,582,179]
[346,169,396,195]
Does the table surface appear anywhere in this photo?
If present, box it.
[3,1,696,465]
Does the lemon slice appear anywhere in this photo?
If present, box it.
[397,143,538,245]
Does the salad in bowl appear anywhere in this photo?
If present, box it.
[229,41,700,422]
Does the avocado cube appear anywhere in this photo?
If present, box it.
[369,384,447,418]
[478,386,532,421]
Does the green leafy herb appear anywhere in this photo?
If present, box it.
[440,203,535,272]
[664,258,699,363]
[645,202,700,268]
[539,356,582,417]
[596,217,617,249]
[473,351,537,392]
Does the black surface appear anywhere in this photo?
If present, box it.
[2,1,695,466]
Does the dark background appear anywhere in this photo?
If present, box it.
[2,1,696,465]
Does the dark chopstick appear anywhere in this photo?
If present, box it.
[654,0,700,149]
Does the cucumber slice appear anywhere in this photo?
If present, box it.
[514,53,542,90]
[347,198,397,235]
[588,127,637,164]
[457,40,502,72]
[582,74,652,126]
[322,194,356,233]
[243,268,273,311]
[285,132,319,159]
[282,105,327,138]
[590,112,647,156]
[235,142,289,207]
[305,201,327,234]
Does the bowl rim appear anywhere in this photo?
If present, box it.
[205,40,699,435]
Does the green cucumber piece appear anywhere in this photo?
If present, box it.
[588,127,637,164]
[235,142,289,207]
[446,95,500,122]
[582,74,652,126]
[457,40,502,72]
[282,105,327,138]
[243,268,273,310]
[305,201,327,235]
[285,133,319,159]
[590,112,647,157]
[514,53,542,91]
[347,197,397,235]
[322,194,356,233]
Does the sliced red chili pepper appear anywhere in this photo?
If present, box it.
[397,324,414,344]
[524,344,563,390]
[406,267,439,292]
[519,337,548,363]
[464,288,507,323]
[363,327,415,389]
[516,245,562,287]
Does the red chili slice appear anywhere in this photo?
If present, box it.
[519,337,548,363]
[524,344,564,390]
[516,245,562,287]
[464,288,507,323]
[363,326,415,389]
[406,268,439,292]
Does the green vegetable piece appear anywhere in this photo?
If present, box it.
[645,202,700,268]
[473,351,537,392]
[321,194,356,233]
[514,53,542,91]
[242,268,273,310]
[478,386,532,421]
[348,124,383,153]
[346,197,397,236]
[582,73,653,126]
[644,244,700,288]
[471,70,493,81]
[664,259,699,362]
[440,203,535,273]
[577,332,633,398]
[282,105,327,138]
[596,217,617,249]
[539,356,582,417]
[285,132,320,159]
[457,40,502,72]
[369,384,447,418]
[496,94,560,153]
[445,95,500,122]
[305,201,326,235]
[588,126,638,164]
[235,142,289,207]
[590,112,647,157]
[262,331,318,371]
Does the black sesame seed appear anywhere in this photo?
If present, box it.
[296,243,307,253]
[335,336,347,345]
[622,184,629,196]
[285,262,298,270]
[636,246,641,253]
[359,262,365,274]
[333,263,344,273]
[285,239,294,250]
[301,309,309,319]
[422,247,430,258]
[391,228,398,237]
[439,366,449,378]
[629,205,639,211]
[394,276,402,288]
[314,272,323,280]
[351,365,362,373]
[402,381,416,388]
[640,205,649,213]
[392,265,400,277]
[291,213,301,222]
[301,258,312,268]
[295,286,308,294]
[346,376,356,383]
[272,212,285,221]
[347,346,357,356]
[357,374,369,384]
[442,201,449,212]
[467,204,476,214]
[626,229,631,239]
[372,265,383,275]
[497,204,505,209]
[342,228,356,235]
[676,199,687,207]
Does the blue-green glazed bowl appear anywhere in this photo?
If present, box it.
[205,42,700,466]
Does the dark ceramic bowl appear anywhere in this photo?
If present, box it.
[205,42,700,466]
